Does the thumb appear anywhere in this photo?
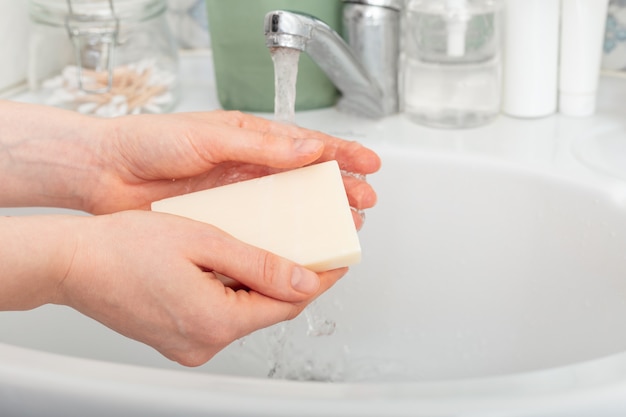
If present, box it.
[201,230,322,302]
[219,251,321,303]
[194,223,324,303]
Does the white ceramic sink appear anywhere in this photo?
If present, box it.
[3,146,626,416]
[204,147,626,384]
[3,53,626,416]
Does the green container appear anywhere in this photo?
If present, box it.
[206,0,341,112]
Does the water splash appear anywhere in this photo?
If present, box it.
[266,300,340,381]
[305,300,337,337]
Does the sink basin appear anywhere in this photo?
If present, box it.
[3,147,626,416]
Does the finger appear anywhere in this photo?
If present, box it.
[212,110,300,133]
[318,138,382,175]
[196,111,325,169]
[272,124,382,175]
[212,111,382,175]
[352,208,365,231]
[278,125,382,175]
[214,272,248,291]
[224,268,347,340]
[203,124,324,169]
[194,227,324,303]
[204,109,265,127]
[343,175,378,210]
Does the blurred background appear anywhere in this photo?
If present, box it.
[1,0,625,100]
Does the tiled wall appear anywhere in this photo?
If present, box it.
[168,0,626,72]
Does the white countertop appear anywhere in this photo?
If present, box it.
[10,51,626,192]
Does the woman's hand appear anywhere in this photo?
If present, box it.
[87,110,381,229]
[61,211,347,366]
[0,102,380,228]
[1,211,345,366]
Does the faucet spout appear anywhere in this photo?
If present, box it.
[264,11,312,52]
[264,7,399,119]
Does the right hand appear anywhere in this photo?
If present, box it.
[54,210,346,366]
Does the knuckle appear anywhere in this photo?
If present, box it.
[224,110,246,127]
[258,251,280,288]
[260,130,279,149]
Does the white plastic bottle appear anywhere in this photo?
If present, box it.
[501,0,560,118]
[559,0,610,117]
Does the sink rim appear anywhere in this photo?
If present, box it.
[2,340,626,415]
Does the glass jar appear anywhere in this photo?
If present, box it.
[28,0,179,117]
[403,0,502,128]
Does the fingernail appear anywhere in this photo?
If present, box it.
[291,266,320,294]
[294,138,323,155]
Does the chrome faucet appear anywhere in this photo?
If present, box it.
[264,0,402,119]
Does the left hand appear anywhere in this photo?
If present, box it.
[85,110,381,229]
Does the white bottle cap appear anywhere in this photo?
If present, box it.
[559,91,597,117]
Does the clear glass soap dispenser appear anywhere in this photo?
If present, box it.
[402,0,502,129]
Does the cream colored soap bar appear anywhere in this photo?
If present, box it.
[151,160,361,272]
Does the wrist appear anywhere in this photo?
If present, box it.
[0,101,106,211]
[0,215,84,310]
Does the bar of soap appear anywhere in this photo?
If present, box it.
[151,160,361,272]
